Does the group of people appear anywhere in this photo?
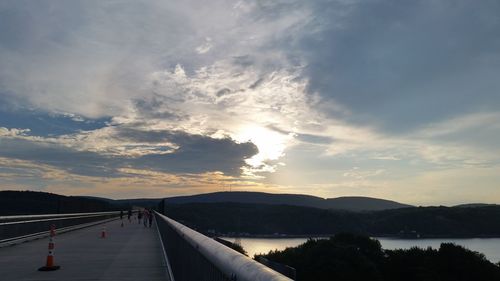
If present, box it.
[119,208,154,228]
[137,208,153,228]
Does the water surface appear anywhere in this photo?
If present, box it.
[224,237,500,263]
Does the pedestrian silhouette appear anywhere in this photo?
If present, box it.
[138,210,143,224]
[148,208,153,228]
[143,209,149,228]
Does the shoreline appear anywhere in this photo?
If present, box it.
[219,234,500,239]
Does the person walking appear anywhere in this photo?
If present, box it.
[143,209,149,228]
[127,209,132,223]
[148,208,153,228]
[137,210,143,224]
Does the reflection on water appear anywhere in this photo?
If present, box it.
[224,237,309,257]
[224,237,500,263]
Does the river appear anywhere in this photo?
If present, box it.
[223,237,500,263]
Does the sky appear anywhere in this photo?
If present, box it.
[0,0,499,205]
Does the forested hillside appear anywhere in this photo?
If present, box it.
[161,202,500,237]
[163,191,412,211]
[0,190,114,215]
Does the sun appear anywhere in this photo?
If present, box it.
[233,125,291,169]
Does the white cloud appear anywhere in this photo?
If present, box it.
[415,112,500,138]
[0,127,30,137]
[196,37,213,54]
[1,0,500,204]
[0,0,310,118]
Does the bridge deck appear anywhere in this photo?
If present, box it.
[0,218,169,281]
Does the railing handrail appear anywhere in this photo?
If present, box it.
[0,212,123,226]
[0,211,121,221]
[155,212,293,281]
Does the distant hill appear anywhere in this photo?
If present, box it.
[163,191,412,212]
[0,190,114,215]
[75,196,161,209]
[115,198,162,208]
[325,196,413,211]
[162,202,500,237]
[454,203,498,208]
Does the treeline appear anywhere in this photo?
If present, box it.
[161,202,500,237]
[213,237,247,256]
[258,233,500,281]
[0,190,114,215]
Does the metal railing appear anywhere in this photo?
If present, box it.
[0,211,121,245]
[155,212,293,281]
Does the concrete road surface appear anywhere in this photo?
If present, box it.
[0,218,169,281]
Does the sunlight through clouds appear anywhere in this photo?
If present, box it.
[0,0,499,204]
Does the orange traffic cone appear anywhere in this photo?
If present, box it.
[38,226,60,271]
[101,226,106,238]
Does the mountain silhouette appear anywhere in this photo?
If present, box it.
[163,191,412,211]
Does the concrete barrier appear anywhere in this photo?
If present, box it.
[155,211,293,281]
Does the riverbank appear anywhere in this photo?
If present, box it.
[220,233,500,239]
[222,236,500,263]
[255,234,500,281]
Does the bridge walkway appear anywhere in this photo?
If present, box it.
[0,218,169,281]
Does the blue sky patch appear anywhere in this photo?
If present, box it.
[0,107,110,136]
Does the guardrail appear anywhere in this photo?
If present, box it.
[0,211,121,246]
[155,212,293,281]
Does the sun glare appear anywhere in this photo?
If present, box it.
[234,125,291,169]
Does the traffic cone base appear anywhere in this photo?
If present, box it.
[39,249,60,271]
[38,265,61,271]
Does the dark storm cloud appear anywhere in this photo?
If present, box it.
[116,127,174,143]
[0,129,258,177]
[116,128,259,175]
[0,138,117,177]
[139,134,258,175]
[270,0,500,132]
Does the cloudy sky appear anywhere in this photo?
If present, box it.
[1,0,499,205]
